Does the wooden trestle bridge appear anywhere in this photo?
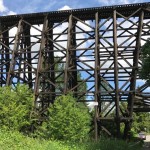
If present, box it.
[0,2,150,140]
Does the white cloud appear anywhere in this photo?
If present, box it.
[7,11,16,15]
[0,0,17,16]
[59,5,72,10]
[87,102,98,111]
[0,0,7,12]
[97,0,143,5]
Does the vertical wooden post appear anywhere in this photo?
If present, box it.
[24,25,32,88]
[69,19,77,96]
[34,16,48,107]
[64,14,77,95]
[48,22,55,103]
[124,10,144,139]
[4,30,10,79]
[6,20,22,85]
[113,10,120,138]
[94,12,100,141]
[64,15,72,94]
[0,24,3,86]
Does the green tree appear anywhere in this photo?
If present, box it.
[140,39,150,82]
[54,57,87,100]
[35,94,91,141]
[132,112,150,133]
[0,84,34,132]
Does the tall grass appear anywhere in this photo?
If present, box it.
[0,130,142,150]
[0,130,69,150]
[81,138,142,150]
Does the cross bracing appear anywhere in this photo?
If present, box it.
[0,2,150,139]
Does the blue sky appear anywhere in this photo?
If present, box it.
[0,0,149,15]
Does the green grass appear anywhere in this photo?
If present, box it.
[0,130,142,150]
[0,130,70,150]
[82,139,142,150]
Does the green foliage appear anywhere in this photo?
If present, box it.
[0,130,142,150]
[140,39,150,82]
[0,84,34,132]
[35,94,91,141]
[84,138,142,150]
[0,129,71,150]
[132,112,150,133]
[54,57,87,100]
[77,71,87,100]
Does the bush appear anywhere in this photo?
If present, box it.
[36,94,91,141]
[0,84,34,132]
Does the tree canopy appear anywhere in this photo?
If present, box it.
[132,112,150,133]
[140,39,150,82]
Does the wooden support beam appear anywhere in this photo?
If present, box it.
[34,16,48,107]
[64,14,72,93]
[0,27,9,85]
[23,25,32,88]
[94,12,100,141]
[47,22,55,103]
[124,10,144,139]
[113,9,120,138]
[64,14,77,94]
[6,20,22,85]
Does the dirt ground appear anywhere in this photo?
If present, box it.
[143,135,150,150]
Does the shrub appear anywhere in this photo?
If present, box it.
[0,84,34,132]
[36,94,91,141]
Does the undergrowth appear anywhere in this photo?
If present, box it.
[0,130,142,150]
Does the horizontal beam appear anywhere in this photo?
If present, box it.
[0,2,150,25]
[133,105,150,112]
